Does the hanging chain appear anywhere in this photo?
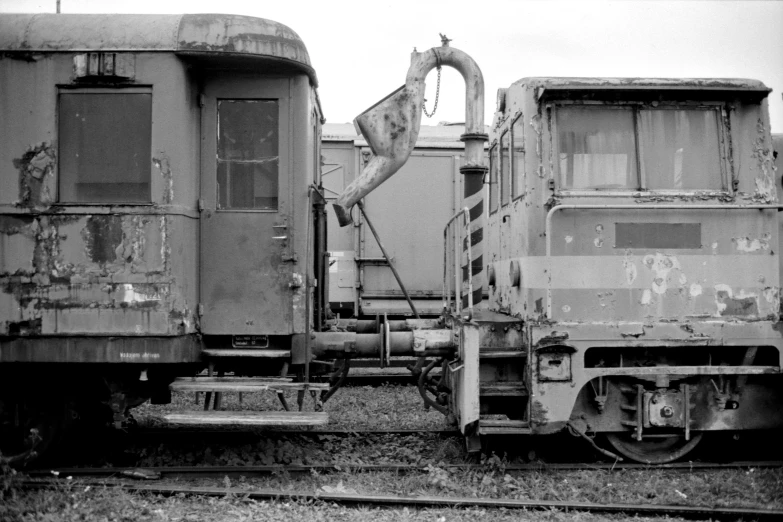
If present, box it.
[422,65,442,118]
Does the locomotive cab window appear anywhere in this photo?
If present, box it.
[59,90,151,203]
[555,105,724,191]
[500,131,510,206]
[217,99,279,210]
[488,143,498,213]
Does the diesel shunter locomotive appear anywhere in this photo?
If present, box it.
[334,46,783,463]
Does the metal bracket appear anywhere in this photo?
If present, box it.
[589,376,609,413]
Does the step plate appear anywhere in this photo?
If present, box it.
[163,411,329,426]
[170,378,329,393]
[480,418,531,435]
[479,382,528,397]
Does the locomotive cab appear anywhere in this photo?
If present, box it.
[484,78,782,462]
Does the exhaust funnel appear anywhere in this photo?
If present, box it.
[333,83,425,226]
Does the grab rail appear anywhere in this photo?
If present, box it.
[443,207,473,321]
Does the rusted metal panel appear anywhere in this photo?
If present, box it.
[615,223,701,249]
[538,351,571,381]
[1,213,196,336]
[0,335,201,363]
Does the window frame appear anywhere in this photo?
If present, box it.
[511,113,525,201]
[215,98,281,212]
[56,85,153,205]
[551,100,731,196]
[488,142,499,214]
[500,130,511,207]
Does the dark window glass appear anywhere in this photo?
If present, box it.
[489,144,498,213]
[59,92,151,203]
[557,108,638,189]
[500,131,510,206]
[217,100,279,210]
[512,115,524,198]
[639,109,722,190]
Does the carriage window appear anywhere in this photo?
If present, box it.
[500,131,510,206]
[557,107,638,190]
[59,92,151,203]
[489,144,498,213]
[639,109,722,190]
[512,114,524,198]
[217,99,279,210]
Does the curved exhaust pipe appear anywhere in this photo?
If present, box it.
[332,41,488,309]
[332,43,487,227]
[332,82,425,226]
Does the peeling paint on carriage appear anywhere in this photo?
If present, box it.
[13,143,56,209]
[0,212,190,336]
[152,156,174,205]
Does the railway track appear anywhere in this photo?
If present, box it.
[21,478,783,521]
[29,460,783,480]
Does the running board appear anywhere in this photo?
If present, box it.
[202,349,291,358]
[479,419,531,435]
[163,411,329,426]
[170,377,329,393]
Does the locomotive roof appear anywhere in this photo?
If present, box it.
[514,77,770,100]
[0,13,317,85]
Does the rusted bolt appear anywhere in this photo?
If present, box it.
[504,326,509,332]
[491,326,495,332]
[660,406,674,418]
[651,395,659,404]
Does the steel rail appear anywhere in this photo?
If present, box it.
[29,460,783,480]
[21,480,783,520]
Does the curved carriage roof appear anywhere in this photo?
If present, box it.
[0,13,317,85]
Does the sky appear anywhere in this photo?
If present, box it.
[1,0,782,132]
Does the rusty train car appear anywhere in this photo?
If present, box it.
[333,42,783,463]
[0,13,336,460]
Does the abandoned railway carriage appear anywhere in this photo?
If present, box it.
[0,13,332,459]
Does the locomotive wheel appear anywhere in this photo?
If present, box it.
[605,432,703,464]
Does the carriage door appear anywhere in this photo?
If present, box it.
[200,78,293,335]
